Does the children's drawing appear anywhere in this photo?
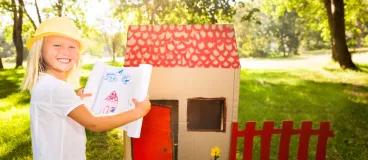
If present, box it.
[99,91,119,114]
[83,62,152,138]
[122,75,130,84]
[105,91,119,102]
[104,72,117,82]
[104,69,131,85]
[118,69,124,75]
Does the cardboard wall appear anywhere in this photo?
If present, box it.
[125,67,240,160]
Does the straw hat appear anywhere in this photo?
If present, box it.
[26,16,83,51]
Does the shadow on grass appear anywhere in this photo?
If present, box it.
[357,64,368,73]
[0,69,25,99]
[323,63,368,73]
[86,129,124,159]
[0,127,32,160]
[237,71,368,159]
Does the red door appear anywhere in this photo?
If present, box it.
[132,105,173,160]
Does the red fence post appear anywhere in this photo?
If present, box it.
[297,121,313,160]
[316,122,334,160]
[230,122,240,160]
[243,122,256,160]
[278,121,294,160]
[260,121,275,160]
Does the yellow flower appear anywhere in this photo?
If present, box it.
[211,146,221,157]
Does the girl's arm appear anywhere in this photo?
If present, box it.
[68,96,151,132]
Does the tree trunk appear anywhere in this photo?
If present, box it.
[323,0,338,61]
[57,0,63,17]
[35,0,42,23]
[332,0,357,69]
[13,0,24,68]
[104,33,113,58]
[356,19,362,48]
[112,41,116,62]
[145,0,155,25]
[0,58,3,69]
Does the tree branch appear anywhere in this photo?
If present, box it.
[24,6,36,30]
[35,0,42,23]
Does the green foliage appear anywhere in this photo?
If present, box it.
[111,0,188,25]
[0,34,14,58]
[183,0,236,24]
[111,0,236,25]
[261,0,368,48]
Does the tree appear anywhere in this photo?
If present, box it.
[267,10,305,56]
[11,0,24,68]
[323,0,357,69]
[0,34,14,69]
[263,0,361,69]
[57,0,63,16]
[344,0,368,48]
[34,0,41,23]
[183,0,236,24]
[111,0,187,25]
[1,0,39,68]
[233,1,273,57]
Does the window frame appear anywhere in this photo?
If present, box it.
[187,97,227,132]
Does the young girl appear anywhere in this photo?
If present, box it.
[21,16,151,160]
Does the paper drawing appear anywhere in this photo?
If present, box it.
[82,61,152,138]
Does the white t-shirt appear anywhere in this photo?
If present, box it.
[30,73,86,160]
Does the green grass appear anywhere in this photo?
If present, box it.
[236,65,368,160]
[0,60,367,159]
[0,61,125,159]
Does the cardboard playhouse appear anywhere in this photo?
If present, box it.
[123,24,241,160]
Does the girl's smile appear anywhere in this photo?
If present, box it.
[42,35,80,80]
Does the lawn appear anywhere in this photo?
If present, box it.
[237,64,368,160]
[0,61,125,160]
[0,60,367,159]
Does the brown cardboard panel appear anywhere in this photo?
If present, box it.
[126,68,239,160]
[232,68,241,122]
[179,122,232,160]
[148,68,236,123]
[124,131,132,160]
[177,97,188,122]
[178,122,195,160]
[148,68,235,98]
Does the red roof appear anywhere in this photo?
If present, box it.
[124,24,240,68]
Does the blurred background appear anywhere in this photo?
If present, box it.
[0,0,367,68]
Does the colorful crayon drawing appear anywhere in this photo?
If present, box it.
[118,69,124,75]
[100,91,119,114]
[104,69,130,85]
[122,75,130,84]
[104,72,117,82]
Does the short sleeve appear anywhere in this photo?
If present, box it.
[50,82,83,117]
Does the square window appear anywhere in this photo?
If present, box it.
[187,98,226,132]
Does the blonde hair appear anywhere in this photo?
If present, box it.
[21,37,82,91]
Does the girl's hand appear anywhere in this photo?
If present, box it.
[132,96,151,117]
[76,88,92,100]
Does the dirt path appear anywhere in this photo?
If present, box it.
[240,53,368,69]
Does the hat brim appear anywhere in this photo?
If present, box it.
[26,32,84,52]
